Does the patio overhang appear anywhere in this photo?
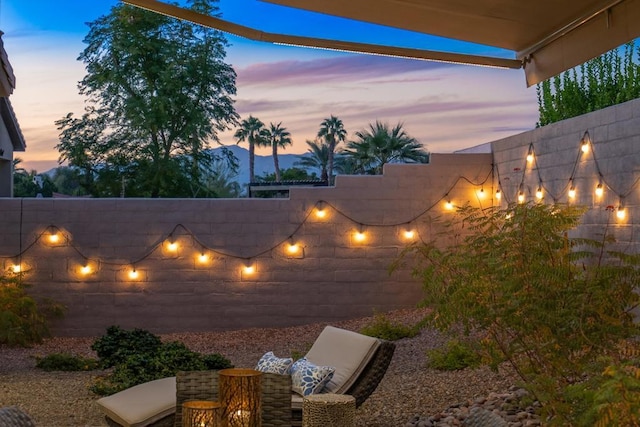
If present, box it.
[122,0,640,86]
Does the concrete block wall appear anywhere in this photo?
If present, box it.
[491,97,640,254]
[0,153,492,336]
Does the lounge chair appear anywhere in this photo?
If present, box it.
[97,326,395,427]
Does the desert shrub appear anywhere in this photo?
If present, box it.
[35,353,98,371]
[427,339,482,371]
[91,325,162,368]
[395,203,640,425]
[360,312,419,341]
[90,327,233,396]
[0,271,65,346]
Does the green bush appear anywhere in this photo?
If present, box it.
[35,353,99,371]
[395,203,640,425]
[91,325,162,368]
[426,339,481,371]
[0,271,65,346]
[360,313,419,341]
[90,327,233,396]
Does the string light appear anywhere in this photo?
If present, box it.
[129,268,139,279]
[243,263,255,274]
[287,242,300,254]
[354,227,366,242]
[581,131,590,154]
[518,191,525,204]
[167,240,178,252]
[11,264,22,273]
[535,187,543,200]
[526,145,534,164]
[595,182,604,197]
[477,187,485,199]
[617,207,626,220]
[568,180,576,199]
[48,233,60,244]
[403,229,415,240]
[315,207,326,218]
[445,200,454,210]
[495,188,501,201]
[198,252,209,263]
[80,265,92,275]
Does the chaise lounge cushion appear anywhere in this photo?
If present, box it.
[97,377,176,427]
[304,326,380,394]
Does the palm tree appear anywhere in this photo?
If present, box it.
[295,140,330,182]
[341,121,429,174]
[234,115,266,183]
[264,122,293,182]
[317,115,347,185]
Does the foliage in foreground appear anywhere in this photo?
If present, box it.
[35,353,98,371]
[0,271,65,346]
[426,339,482,371]
[90,326,233,395]
[359,312,420,341]
[394,203,640,425]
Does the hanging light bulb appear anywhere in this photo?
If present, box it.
[11,264,22,273]
[581,131,591,153]
[568,185,576,199]
[495,189,501,201]
[526,148,534,163]
[315,207,326,218]
[354,228,366,242]
[80,265,92,275]
[198,252,209,263]
[616,206,626,220]
[595,182,603,197]
[477,187,485,199]
[518,191,525,203]
[129,268,139,279]
[403,229,415,240]
[48,232,60,244]
[287,242,300,254]
[445,200,454,210]
[535,187,543,200]
[167,240,178,252]
[243,264,255,274]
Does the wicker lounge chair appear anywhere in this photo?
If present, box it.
[99,326,395,427]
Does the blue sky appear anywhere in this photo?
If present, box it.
[2,0,538,172]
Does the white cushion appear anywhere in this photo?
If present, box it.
[290,358,335,396]
[96,377,176,427]
[305,326,381,393]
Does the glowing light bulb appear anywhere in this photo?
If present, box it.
[518,192,525,203]
[581,141,589,154]
[354,231,366,242]
[477,188,485,199]
[129,269,139,279]
[167,241,178,252]
[48,233,60,244]
[445,200,454,210]
[595,184,603,197]
[495,189,501,201]
[315,208,326,219]
[80,265,91,275]
[526,153,534,163]
[617,207,626,220]
[243,265,255,274]
[198,253,208,263]
[403,230,415,240]
[287,243,300,254]
[11,264,22,273]
[535,187,543,200]
[568,187,576,199]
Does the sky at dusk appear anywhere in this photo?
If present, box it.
[2,0,539,173]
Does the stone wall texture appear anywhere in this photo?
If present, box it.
[0,97,638,337]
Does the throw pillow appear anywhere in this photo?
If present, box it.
[255,351,294,375]
[290,358,335,396]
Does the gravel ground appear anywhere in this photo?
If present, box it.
[0,309,518,427]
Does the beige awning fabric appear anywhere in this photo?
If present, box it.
[122,0,640,86]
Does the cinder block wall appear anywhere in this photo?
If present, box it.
[0,153,492,336]
[491,97,640,254]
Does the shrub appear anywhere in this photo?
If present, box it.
[0,271,65,346]
[395,203,640,425]
[35,353,98,371]
[90,327,233,396]
[91,325,162,368]
[360,313,419,341]
[426,339,481,371]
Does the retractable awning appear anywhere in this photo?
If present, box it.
[122,0,640,86]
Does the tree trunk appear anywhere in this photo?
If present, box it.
[249,142,255,184]
[273,143,281,182]
[328,140,335,185]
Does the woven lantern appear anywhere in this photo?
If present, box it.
[219,368,262,427]
[182,400,223,427]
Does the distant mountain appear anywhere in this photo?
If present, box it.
[215,145,311,185]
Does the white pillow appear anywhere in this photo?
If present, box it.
[255,351,293,375]
[290,358,335,397]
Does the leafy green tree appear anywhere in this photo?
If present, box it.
[341,121,429,174]
[56,1,238,197]
[257,167,317,182]
[12,159,56,198]
[537,42,640,126]
[51,167,90,197]
[264,122,293,182]
[234,115,267,184]
[395,203,640,425]
[295,140,329,182]
[317,115,347,185]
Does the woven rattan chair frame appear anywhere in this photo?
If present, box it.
[0,407,36,427]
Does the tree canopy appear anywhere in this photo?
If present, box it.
[56,0,239,197]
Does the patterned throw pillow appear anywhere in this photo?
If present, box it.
[290,358,335,396]
[255,351,294,375]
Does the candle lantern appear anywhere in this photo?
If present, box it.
[182,400,223,427]
[219,368,262,427]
